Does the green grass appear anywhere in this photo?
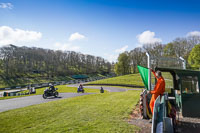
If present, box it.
[0,76,74,88]
[88,72,173,87]
[87,72,173,94]
[85,85,142,89]
[87,73,144,86]
[0,85,104,100]
[0,73,110,88]
[0,90,140,133]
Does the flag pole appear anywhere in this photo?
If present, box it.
[146,52,151,91]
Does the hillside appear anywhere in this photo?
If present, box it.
[86,72,173,89]
[87,73,144,86]
[0,73,107,88]
[0,45,112,87]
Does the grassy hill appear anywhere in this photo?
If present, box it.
[0,90,140,133]
[0,73,107,88]
[86,72,173,90]
[0,75,73,88]
[87,73,144,86]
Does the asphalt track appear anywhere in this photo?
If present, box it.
[68,84,142,92]
[0,93,93,113]
[0,84,141,113]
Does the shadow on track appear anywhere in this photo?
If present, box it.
[45,96,62,99]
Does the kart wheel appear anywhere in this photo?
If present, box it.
[54,92,59,97]
[43,94,47,99]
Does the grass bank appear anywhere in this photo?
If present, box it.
[84,85,143,89]
[0,75,74,88]
[86,72,173,90]
[0,73,106,88]
[0,90,140,133]
[87,73,144,86]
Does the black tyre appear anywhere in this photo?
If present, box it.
[54,91,59,97]
[43,94,47,99]
[140,90,151,119]
[140,91,144,118]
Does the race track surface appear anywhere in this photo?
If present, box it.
[0,84,141,113]
[68,84,141,92]
[0,93,93,112]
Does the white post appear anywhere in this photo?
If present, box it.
[146,52,151,90]
[179,57,186,69]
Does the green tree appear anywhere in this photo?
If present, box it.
[114,62,122,75]
[114,52,130,75]
[188,44,200,69]
[164,43,176,57]
[0,45,112,78]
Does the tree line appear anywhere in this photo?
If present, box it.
[1,35,199,78]
[0,45,112,78]
[115,35,200,75]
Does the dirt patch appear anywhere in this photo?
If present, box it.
[128,104,151,133]
[128,103,200,133]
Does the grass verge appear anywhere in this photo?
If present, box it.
[0,90,140,133]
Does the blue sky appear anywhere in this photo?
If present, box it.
[0,0,200,62]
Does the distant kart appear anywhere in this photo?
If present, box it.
[100,87,104,93]
[77,88,84,93]
[43,88,59,99]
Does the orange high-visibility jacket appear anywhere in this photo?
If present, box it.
[150,71,165,113]
[151,71,165,96]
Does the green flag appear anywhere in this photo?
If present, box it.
[137,65,149,89]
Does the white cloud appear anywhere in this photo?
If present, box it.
[68,32,86,41]
[104,45,129,62]
[187,31,200,37]
[0,26,42,46]
[0,3,13,9]
[104,53,118,62]
[115,45,128,53]
[54,32,85,51]
[137,30,162,45]
[54,42,80,51]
